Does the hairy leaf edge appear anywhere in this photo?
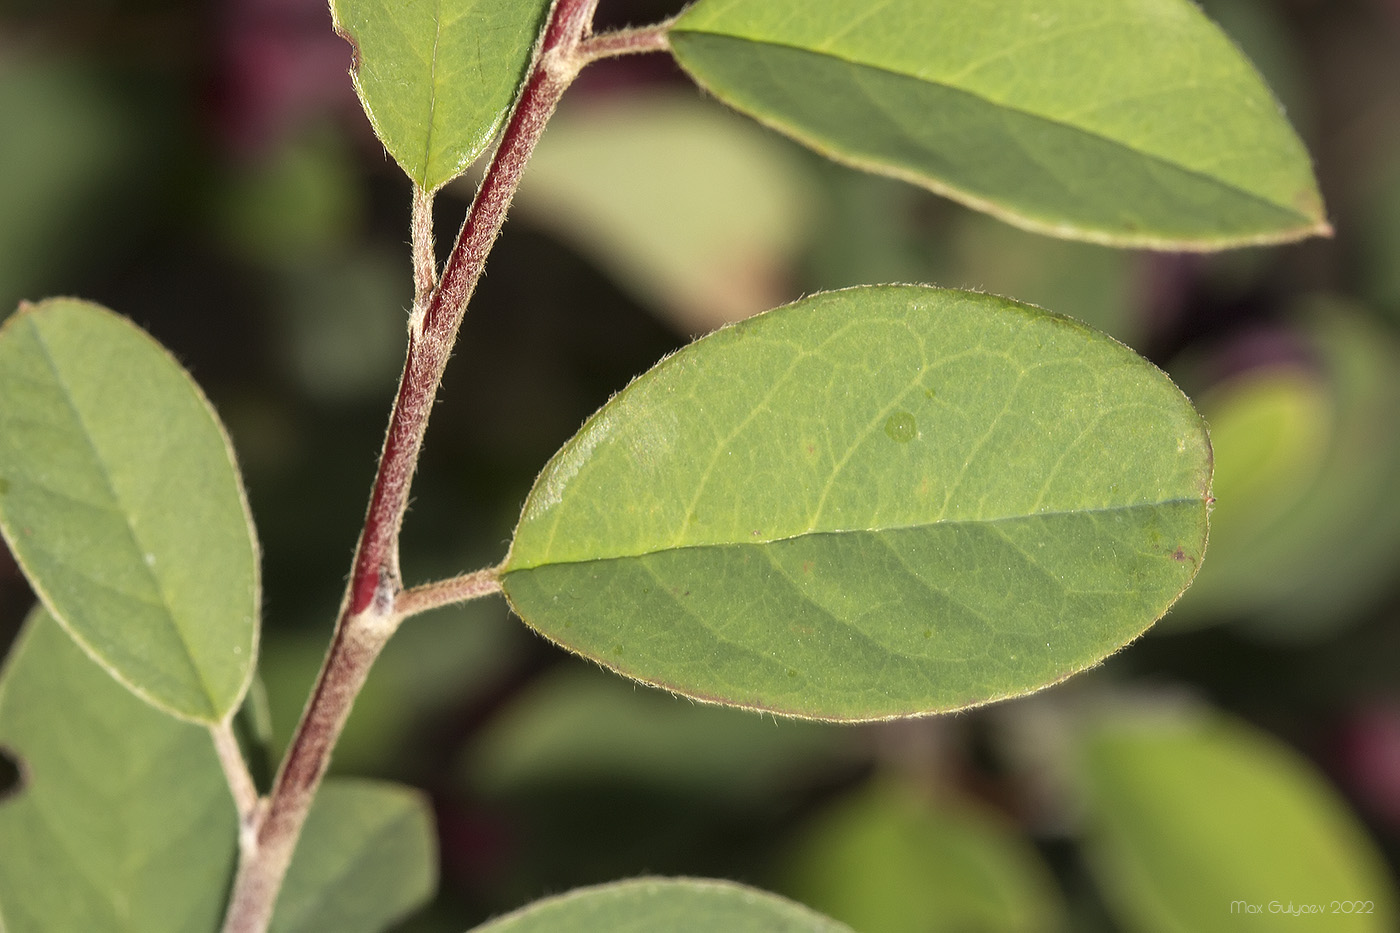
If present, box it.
[666,30,1330,250]
[0,299,262,725]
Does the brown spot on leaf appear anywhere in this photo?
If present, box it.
[333,23,362,72]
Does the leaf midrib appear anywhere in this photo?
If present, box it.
[420,0,445,189]
[28,317,220,720]
[669,29,1311,224]
[507,496,1204,573]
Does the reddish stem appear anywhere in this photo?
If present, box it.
[219,2,601,929]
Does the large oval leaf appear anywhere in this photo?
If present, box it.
[0,609,238,931]
[501,286,1212,721]
[0,299,259,723]
[1081,711,1399,932]
[668,0,1327,249]
[469,878,854,933]
[330,0,552,192]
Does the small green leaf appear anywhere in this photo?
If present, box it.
[330,0,552,192]
[1081,711,1399,932]
[502,286,1211,721]
[0,298,259,723]
[0,608,237,932]
[779,780,1064,933]
[270,779,437,933]
[669,0,1328,249]
[468,877,855,933]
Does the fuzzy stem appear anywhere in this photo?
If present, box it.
[218,2,600,930]
[578,21,672,63]
[410,185,438,311]
[396,566,503,618]
[210,720,259,828]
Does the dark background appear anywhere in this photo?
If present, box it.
[2,0,1399,929]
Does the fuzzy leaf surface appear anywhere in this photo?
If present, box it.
[270,779,437,933]
[668,0,1327,248]
[468,878,855,932]
[502,286,1211,721]
[0,299,258,722]
[331,0,551,191]
[0,609,237,931]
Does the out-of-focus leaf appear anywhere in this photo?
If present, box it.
[778,779,1064,933]
[516,93,816,333]
[329,0,551,191]
[503,286,1211,720]
[463,664,847,800]
[669,0,1328,249]
[271,779,437,933]
[1356,151,1400,319]
[468,877,854,933]
[0,609,237,932]
[1081,710,1398,932]
[1165,366,1330,624]
[216,128,363,267]
[0,299,259,722]
[938,209,1139,343]
[274,248,410,402]
[1171,303,1400,636]
[0,58,146,313]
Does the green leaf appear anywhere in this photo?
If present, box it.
[1163,365,1331,628]
[1170,303,1400,637]
[0,298,259,723]
[668,0,1328,249]
[270,779,437,933]
[330,0,552,192]
[501,285,1211,721]
[0,608,237,932]
[468,877,855,933]
[778,780,1064,933]
[1081,711,1399,932]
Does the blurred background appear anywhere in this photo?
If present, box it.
[2,0,1399,929]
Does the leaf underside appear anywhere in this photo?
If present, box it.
[270,779,437,933]
[669,0,1327,249]
[0,609,237,932]
[0,299,259,723]
[502,286,1212,721]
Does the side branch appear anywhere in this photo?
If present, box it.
[211,720,260,828]
[397,566,503,618]
[578,22,672,63]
